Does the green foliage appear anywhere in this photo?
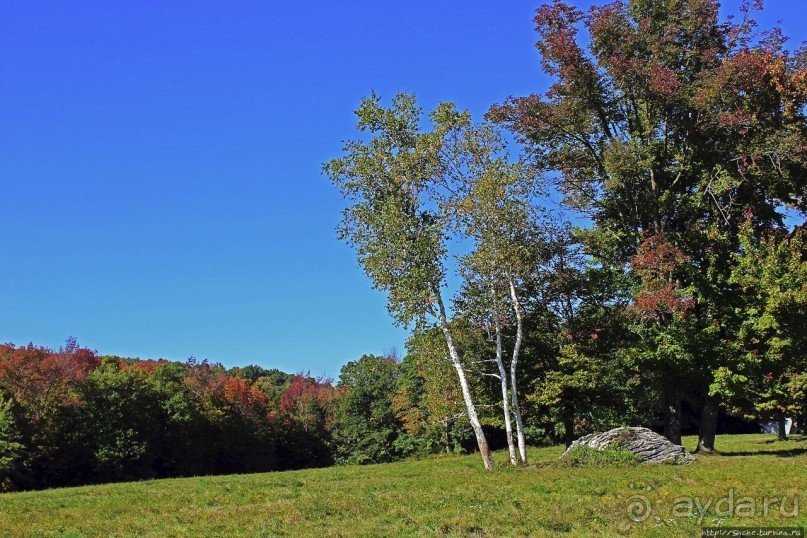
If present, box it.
[0,342,336,490]
[404,324,498,418]
[332,355,407,464]
[526,254,652,444]
[561,445,639,467]
[393,327,489,455]
[490,0,807,444]
[0,396,24,491]
[714,221,807,423]
[324,93,454,329]
[79,363,164,482]
[253,369,293,402]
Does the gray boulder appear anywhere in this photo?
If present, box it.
[562,426,694,464]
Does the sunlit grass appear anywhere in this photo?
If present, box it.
[0,434,804,537]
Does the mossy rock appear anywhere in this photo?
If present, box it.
[561,427,694,464]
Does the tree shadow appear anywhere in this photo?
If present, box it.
[720,448,807,458]
[716,436,807,458]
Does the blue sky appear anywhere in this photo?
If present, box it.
[1,1,804,378]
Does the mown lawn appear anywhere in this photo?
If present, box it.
[0,434,804,537]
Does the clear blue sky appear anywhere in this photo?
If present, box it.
[1,1,804,378]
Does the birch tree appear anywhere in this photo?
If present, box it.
[452,164,533,464]
[445,119,567,465]
[324,93,495,470]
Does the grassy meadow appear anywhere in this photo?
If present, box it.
[0,434,804,537]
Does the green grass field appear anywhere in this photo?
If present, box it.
[1,434,804,537]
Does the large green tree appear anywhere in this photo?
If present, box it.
[0,396,24,491]
[715,220,807,439]
[332,354,404,464]
[491,0,807,447]
[528,241,649,446]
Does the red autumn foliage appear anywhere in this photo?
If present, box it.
[278,373,337,429]
[648,64,682,98]
[629,234,694,320]
[0,339,99,422]
[182,357,220,396]
[630,234,688,279]
[633,284,694,319]
[534,2,587,78]
[222,376,268,416]
[127,359,170,374]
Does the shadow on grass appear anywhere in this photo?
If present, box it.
[716,436,807,458]
[720,448,807,457]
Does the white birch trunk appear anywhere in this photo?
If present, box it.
[508,274,528,464]
[493,292,518,465]
[435,292,495,471]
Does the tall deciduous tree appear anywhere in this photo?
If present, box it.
[444,117,544,465]
[0,396,24,491]
[325,94,495,469]
[491,0,807,446]
[530,235,648,447]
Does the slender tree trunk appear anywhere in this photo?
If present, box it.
[435,294,495,470]
[777,411,788,441]
[562,399,576,448]
[507,275,528,464]
[695,395,719,453]
[663,390,682,445]
[493,306,518,465]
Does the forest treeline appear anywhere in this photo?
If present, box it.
[0,339,454,490]
[0,337,581,491]
[0,339,336,490]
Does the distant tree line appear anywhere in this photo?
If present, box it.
[0,339,520,490]
[0,339,528,491]
[0,339,337,491]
